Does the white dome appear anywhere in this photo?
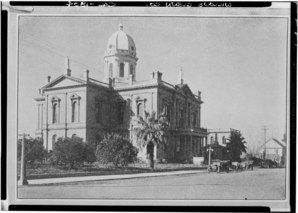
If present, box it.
[105,24,136,57]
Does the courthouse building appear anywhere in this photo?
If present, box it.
[35,24,208,162]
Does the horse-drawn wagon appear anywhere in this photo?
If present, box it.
[230,160,254,172]
[208,160,254,173]
[208,160,231,173]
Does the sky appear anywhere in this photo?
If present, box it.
[18,16,288,152]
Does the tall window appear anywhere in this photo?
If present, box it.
[51,97,60,124]
[52,135,56,149]
[192,112,197,127]
[70,94,80,123]
[71,101,77,122]
[179,108,184,127]
[118,102,125,124]
[176,100,179,126]
[222,136,226,144]
[95,102,102,123]
[192,140,196,154]
[188,103,191,127]
[52,103,58,124]
[119,63,124,77]
[199,139,202,156]
[129,64,133,75]
[109,63,113,78]
[137,102,144,117]
[37,104,42,129]
[180,136,185,154]
[176,139,180,152]
[210,136,214,144]
[163,103,171,122]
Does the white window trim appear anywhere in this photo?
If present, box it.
[70,94,81,123]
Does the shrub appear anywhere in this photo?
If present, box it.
[50,136,95,169]
[84,142,97,163]
[17,137,46,164]
[95,133,138,167]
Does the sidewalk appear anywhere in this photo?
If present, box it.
[18,169,207,186]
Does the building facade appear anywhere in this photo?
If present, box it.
[35,24,208,162]
[206,128,240,160]
[258,138,286,166]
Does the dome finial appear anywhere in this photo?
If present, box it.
[119,23,123,31]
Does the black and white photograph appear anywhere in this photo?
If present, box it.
[3,1,293,211]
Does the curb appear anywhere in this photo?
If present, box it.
[18,169,207,186]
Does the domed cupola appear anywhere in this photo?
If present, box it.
[104,24,138,83]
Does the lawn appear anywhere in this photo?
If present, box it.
[18,161,207,180]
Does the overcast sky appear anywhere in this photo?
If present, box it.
[18,16,288,151]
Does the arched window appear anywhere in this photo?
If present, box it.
[163,103,170,122]
[71,101,77,122]
[119,63,124,77]
[118,102,125,124]
[109,63,113,78]
[95,102,102,123]
[137,103,144,117]
[52,103,57,123]
[129,64,133,75]
[72,134,77,138]
[179,108,184,127]
[52,135,56,149]
[70,94,80,123]
[222,136,226,144]
[176,140,180,152]
[192,112,197,127]
[210,136,214,144]
[188,103,191,127]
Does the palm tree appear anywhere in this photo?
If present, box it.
[281,133,287,145]
[226,132,247,161]
[133,111,169,169]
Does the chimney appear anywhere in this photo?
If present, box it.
[151,72,155,80]
[129,74,133,85]
[85,69,89,82]
[198,90,201,101]
[65,56,71,76]
[178,67,184,84]
[47,76,51,83]
[156,71,162,83]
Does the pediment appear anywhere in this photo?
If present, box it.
[42,75,86,89]
[259,138,286,151]
[177,84,195,98]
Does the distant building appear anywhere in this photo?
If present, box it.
[258,138,286,166]
[206,128,240,160]
[34,24,208,163]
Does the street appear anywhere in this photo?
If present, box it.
[18,167,286,200]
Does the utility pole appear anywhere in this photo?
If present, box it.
[19,133,29,185]
[263,126,267,160]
